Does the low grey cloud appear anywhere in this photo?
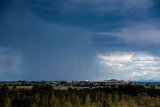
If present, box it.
[93,23,160,52]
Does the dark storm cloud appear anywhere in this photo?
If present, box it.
[151,0,160,17]
[24,0,158,31]
[23,0,160,53]
[0,0,10,10]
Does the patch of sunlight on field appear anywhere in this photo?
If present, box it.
[52,86,69,90]
[8,86,33,89]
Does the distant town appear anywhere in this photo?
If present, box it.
[1,79,160,90]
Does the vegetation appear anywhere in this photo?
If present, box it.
[0,84,160,107]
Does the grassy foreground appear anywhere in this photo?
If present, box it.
[0,84,160,107]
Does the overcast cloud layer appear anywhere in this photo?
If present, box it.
[0,0,160,81]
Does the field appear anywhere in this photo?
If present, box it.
[0,83,160,107]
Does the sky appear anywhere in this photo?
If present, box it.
[0,0,160,81]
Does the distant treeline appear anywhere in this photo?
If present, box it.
[0,84,160,107]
